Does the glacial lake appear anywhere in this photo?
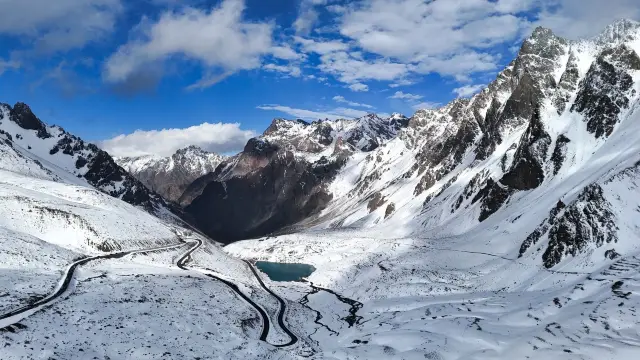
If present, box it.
[255,261,316,282]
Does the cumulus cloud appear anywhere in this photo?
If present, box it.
[332,95,374,109]
[319,51,409,84]
[257,104,369,120]
[535,0,640,39]
[389,91,423,101]
[348,83,369,92]
[270,45,303,60]
[103,0,273,89]
[0,0,121,53]
[453,84,485,98]
[335,0,532,82]
[293,0,329,35]
[100,122,256,157]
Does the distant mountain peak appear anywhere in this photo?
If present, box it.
[594,18,640,44]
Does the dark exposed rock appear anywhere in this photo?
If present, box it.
[605,249,621,260]
[367,192,386,213]
[412,102,479,195]
[542,184,618,268]
[501,107,552,190]
[519,200,566,257]
[186,151,345,243]
[453,170,489,212]
[550,135,571,175]
[313,122,334,146]
[7,102,51,139]
[472,179,514,222]
[475,27,566,161]
[572,44,640,138]
[384,203,395,219]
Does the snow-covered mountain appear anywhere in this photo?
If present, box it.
[187,19,640,270]
[182,113,409,242]
[116,146,227,202]
[0,102,177,219]
[3,19,640,360]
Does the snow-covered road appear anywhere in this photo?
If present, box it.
[0,242,188,329]
[176,238,299,348]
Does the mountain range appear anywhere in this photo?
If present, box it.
[2,18,640,360]
[116,146,227,203]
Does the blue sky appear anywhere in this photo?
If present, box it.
[0,0,638,156]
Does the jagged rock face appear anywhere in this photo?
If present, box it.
[474,27,568,161]
[572,44,640,138]
[262,114,408,154]
[116,146,227,203]
[501,108,552,190]
[550,135,571,175]
[182,113,411,241]
[0,102,173,216]
[471,179,514,222]
[518,200,566,257]
[8,103,50,138]
[406,100,480,196]
[542,184,618,268]
[517,184,617,268]
[186,151,343,243]
[553,52,580,114]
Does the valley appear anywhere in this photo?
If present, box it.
[1,16,640,360]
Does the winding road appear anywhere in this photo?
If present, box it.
[176,239,298,347]
[244,259,299,347]
[1,237,298,349]
[0,242,187,327]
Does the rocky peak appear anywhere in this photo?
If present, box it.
[593,18,640,44]
[6,102,51,138]
[600,44,640,70]
[243,137,279,157]
[263,118,310,136]
[174,145,206,155]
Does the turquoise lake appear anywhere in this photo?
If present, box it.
[255,261,316,282]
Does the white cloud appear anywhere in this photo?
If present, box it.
[263,63,302,77]
[337,0,532,81]
[257,104,369,120]
[0,0,122,53]
[0,59,20,75]
[389,91,423,101]
[535,0,640,40]
[348,83,369,92]
[100,122,256,157]
[333,95,374,109]
[293,0,328,35]
[294,36,349,54]
[412,102,441,110]
[453,84,485,98]
[270,45,302,60]
[103,0,273,89]
[389,79,415,88]
[320,51,409,84]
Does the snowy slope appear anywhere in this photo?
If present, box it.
[222,20,640,359]
[267,19,640,272]
[0,103,177,220]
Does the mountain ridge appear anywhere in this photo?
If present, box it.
[116,145,227,202]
